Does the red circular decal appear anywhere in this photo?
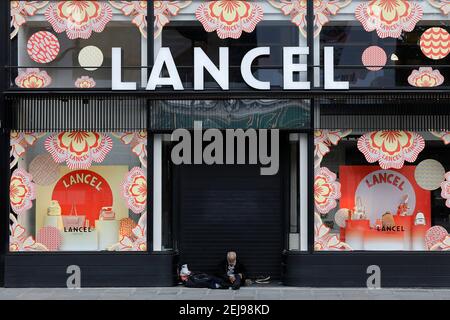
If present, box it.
[52,170,113,226]
[27,31,60,64]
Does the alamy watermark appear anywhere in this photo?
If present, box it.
[366,265,381,289]
[66,265,81,289]
[171,121,279,175]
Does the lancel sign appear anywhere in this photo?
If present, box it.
[111,47,349,91]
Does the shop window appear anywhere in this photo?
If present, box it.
[9,131,148,252]
[314,130,450,251]
[10,1,145,89]
[317,1,450,89]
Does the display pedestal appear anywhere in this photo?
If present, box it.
[95,220,119,250]
[412,225,428,250]
[395,215,413,251]
[60,231,98,251]
[44,215,64,231]
[345,220,370,250]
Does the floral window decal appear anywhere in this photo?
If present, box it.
[441,172,450,209]
[113,131,148,167]
[110,0,148,38]
[196,0,264,39]
[10,131,42,169]
[75,76,97,89]
[45,131,113,170]
[268,0,351,38]
[110,1,192,39]
[15,68,52,89]
[121,167,147,214]
[10,168,36,215]
[314,167,341,215]
[109,212,147,251]
[314,130,351,168]
[10,1,49,39]
[408,67,444,88]
[9,215,48,252]
[45,1,113,39]
[357,131,425,169]
[428,0,450,15]
[314,213,352,251]
[431,131,450,145]
[355,0,423,39]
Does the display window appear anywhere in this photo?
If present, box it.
[314,130,450,251]
[317,1,450,89]
[9,131,148,252]
[10,0,145,89]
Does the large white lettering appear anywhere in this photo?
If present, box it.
[111,46,349,91]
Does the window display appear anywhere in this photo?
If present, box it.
[9,131,148,252]
[314,130,450,251]
[11,1,144,89]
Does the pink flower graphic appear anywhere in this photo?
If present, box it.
[110,1,192,39]
[75,76,96,88]
[196,0,264,39]
[408,67,444,87]
[268,0,351,38]
[15,68,52,89]
[121,167,147,214]
[314,167,341,215]
[314,130,351,167]
[428,0,450,15]
[10,1,49,39]
[10,131,42,169]
[45,1,113,39]
[110,0,148,38]
[45,131,113,169]
[9,214,48,252]
[431,131,450,145]
[10,168,36,215]
[355,0,423,38]
[113,131,147,167]
[110,212,147,251]
[314,213,352,251]
[441,172,450,208]
[357,131,425,169]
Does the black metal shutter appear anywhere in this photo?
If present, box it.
[176,164,284,280]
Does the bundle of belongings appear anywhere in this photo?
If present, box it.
[179,264,228,289]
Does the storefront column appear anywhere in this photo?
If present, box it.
[0,0,10,287]
[153,134,162,251]
[299,134,309,251]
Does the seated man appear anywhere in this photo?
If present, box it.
[216,251,247,290]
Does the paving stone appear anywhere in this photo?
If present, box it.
[2,287,450,300]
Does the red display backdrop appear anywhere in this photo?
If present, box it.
[52,170,113,225]
[339,166,431,226]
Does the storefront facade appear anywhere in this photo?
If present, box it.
[1,0,450,287]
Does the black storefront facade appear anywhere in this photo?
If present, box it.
[2,1,450,288]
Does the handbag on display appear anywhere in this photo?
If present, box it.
[47,200,62,216]
[62,204,86,229]
[99,207,116,221]
[382,212,396,228]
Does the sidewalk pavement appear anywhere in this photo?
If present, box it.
[0,286,448,300]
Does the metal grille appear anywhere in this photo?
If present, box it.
[6,96,147,132]
[316,94,450,130]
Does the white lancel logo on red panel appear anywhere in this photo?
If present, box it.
[355,170,416,225]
